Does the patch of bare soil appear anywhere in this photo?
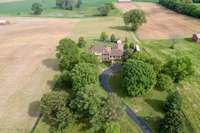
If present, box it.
[0,17,79,132]
[116,2,200,40]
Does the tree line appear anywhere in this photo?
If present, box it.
[159,0,200,18]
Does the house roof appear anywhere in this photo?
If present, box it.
[194,34,200,38]
[89,45,107,53]
[110,49,123,56]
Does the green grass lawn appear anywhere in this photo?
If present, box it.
[0,0,121,17]
[71,17,137,41]
[109,39,200,133]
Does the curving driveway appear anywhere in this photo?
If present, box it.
[99,64,152,133]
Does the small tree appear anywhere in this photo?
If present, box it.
[161,110,184,133]
[129,42,134,48]
[164,91,182,112]
[40,92,73,130]
[71,63,97,90]
[123,9,146,31]
[110,34,116,43]
[122,59,156,96]
[98,5,110,16]
[78,37,86,48]
[162,56,194,83]
[100,32,108,42]
[124,43,129,49]
[31,3,43,15]
[156,74,174,91]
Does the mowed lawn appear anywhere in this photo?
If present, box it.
[0,0,119,17]
[72,17,137,41]
[110,39,200,133]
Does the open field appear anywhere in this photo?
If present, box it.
[0,0,120,18]
[116,2,200,40]
[0,17,78,132]
[110,39,200,132]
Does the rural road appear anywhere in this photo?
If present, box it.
[99,64,152,133]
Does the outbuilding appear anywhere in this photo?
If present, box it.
[0,20,10,25]
[192,34,200,43]
[118,0,132,2]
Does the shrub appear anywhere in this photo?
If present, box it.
[164,91,182,112]
[100,32,109,42]
[156,74,174,91]
[40,92,73,130]
[104,122,121,133]
[78,37,86,48]
[71,63,97,90]
[31,3,43,15]
[123,9,147,31]
[161,110,184,133]
[162,56,194,83]
[122,59,156,96]
[110,34,117,43]
[56,38,79,71]
[98,5,110,16]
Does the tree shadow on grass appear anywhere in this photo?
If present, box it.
[142,116,162,132]
[109,26,131,32]
[42,58,59,71]
[145,99,164,113]
[28,101,40,117]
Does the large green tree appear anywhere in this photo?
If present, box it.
[123,9,146,31]
[71,63,97,90]
[101,94,124,122]
[40,92,73,130]
[56,38,79,71]
[31,3,43,15]
[104,122,121,133]
[162,56,194,83]
[69,85,101,120]
[122,59,156,96]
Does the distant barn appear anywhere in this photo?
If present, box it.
[118,0,132,2]
[192,34,200,43]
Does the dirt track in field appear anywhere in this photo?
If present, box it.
[0,17,78,132]
[116,2,200,40]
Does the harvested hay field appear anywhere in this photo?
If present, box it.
[0,17,78,132]
[116,2,200,40]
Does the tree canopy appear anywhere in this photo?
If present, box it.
[71,63,97,90]
[123,9,146,31]
[122,59,156,96]
[56,38,79,71]
[40,92,73,130]
[162,56,194,83]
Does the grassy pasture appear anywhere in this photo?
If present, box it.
[109,39,200,133]
[0,0,120,17]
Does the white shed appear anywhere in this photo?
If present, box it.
[118,0,132,2]
[0,20,10,25]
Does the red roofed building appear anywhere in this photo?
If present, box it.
[192,34,200,43]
